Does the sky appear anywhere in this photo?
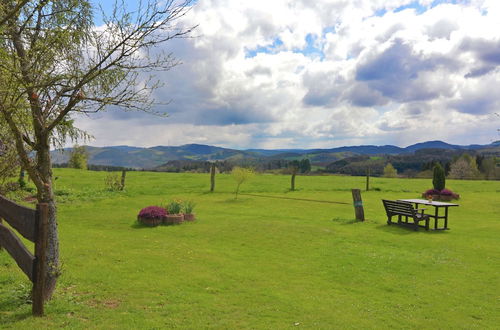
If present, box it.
[77,0,500,149]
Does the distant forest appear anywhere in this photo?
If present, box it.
[55,148,500,180]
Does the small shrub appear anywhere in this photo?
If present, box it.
[166,200,182,214]
[104,173,122,191]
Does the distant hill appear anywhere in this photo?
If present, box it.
[51,141,499,169]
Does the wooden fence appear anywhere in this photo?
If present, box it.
[0,194,48,316]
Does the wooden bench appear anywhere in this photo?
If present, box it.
[382,200,430,231]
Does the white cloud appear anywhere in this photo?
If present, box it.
[78,0,500,149]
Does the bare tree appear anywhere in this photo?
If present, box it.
[0,0,195,300]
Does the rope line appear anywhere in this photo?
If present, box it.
[239,193,350,205]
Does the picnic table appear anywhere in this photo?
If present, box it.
[397,199,459,230]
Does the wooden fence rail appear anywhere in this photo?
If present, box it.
[0,194,48,316]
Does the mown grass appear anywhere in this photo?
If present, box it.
[1,169,499,328]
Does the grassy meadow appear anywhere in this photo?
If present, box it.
[0,169,499,328]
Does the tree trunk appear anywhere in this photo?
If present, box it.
[235,183,241,200]
[35,135,59,301]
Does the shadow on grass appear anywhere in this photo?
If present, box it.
[0,308,32,324]
[216,197,252,203]
[375,223,450,235]
[130,222,183,229]
[0,286,33,323]
[331,217,360,225]
[130,222,160,229]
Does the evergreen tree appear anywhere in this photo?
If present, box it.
[432,163,445,191]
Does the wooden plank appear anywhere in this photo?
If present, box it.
[0,222,35,280]
[32,203,48,316]
[0,195,36,242]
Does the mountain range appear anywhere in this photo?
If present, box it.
[51,140,500,169]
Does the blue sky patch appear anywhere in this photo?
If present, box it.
[245,38,284,58]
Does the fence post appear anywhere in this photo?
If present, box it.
[352,189,365,221]
[32,203,48,316]
[210,164,216,192]
[366,167,370,191]
[120,170,126,191]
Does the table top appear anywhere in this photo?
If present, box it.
[398,199,459,207]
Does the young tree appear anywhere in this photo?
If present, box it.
[231,167,254,199]
[68,145,88,170]
[0,0,195,300]
[383,163,397,178]
[432,163,445,191]
[449,154,480,179]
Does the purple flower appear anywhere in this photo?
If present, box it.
[424,189,440,195]
[138,206,167,219]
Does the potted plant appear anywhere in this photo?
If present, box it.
[137,206,166,227]
[182,200,196,221]
[164,200,184,224]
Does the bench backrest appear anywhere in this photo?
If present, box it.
[382,200,418,218]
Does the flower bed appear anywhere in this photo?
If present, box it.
[137,206,167,226]
[422,189,460,201]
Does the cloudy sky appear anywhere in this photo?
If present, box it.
[78,0,500,149]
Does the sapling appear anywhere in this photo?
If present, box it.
[231,167,255,199]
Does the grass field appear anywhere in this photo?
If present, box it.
[1,169,499,329]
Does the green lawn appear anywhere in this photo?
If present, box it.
[1,169,499,328]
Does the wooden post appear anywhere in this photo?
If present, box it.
[120,170,126,191]
[32,203,48,316]
[352,189,365,221]
[0,217,2,252]
[291,172,296,191]
[210,164,216,192]
[366,167,370,191]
